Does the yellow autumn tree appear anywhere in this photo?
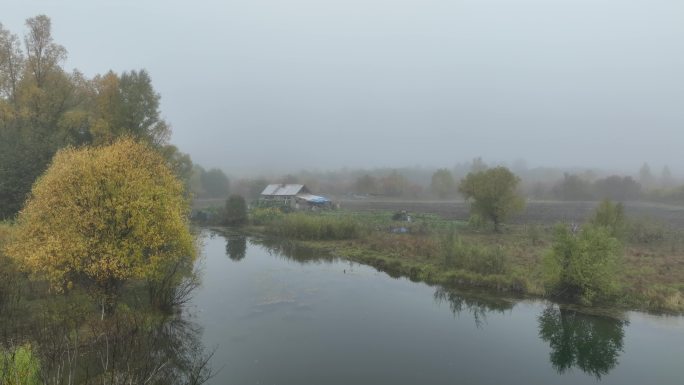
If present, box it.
[5,138,195,310]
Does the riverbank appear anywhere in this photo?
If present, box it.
[244,209,684,314]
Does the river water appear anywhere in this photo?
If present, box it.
[189,230,684,385]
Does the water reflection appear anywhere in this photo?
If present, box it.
[1,264,213,384]
[2,305,213,385]
[434,287,514,327]
[250,237,338,264]
[538,305,627,379]
[225,235,247,261]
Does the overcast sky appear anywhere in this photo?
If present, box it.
[3,0,683,174]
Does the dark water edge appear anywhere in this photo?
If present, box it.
[189,229,684,385]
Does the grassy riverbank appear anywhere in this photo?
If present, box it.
[247,209,684,314]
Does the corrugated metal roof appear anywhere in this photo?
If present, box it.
[261,184,307,196]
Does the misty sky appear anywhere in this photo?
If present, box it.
[3,0,683,174]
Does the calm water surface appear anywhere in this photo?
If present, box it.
[189,230,684,385]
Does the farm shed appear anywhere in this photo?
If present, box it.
[260,184,331,209]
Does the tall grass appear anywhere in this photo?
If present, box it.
[440,229,509,275]
[250,207,284,225]
[266,212,365,240]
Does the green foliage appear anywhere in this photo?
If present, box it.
[543,224,622,305]
[189,166,231,198]
[4,138,196,308]
[224,194,248,226]
[250,207,284,225]
[200,168,230,198]
[589,200,626,239]
[431,168,456,199]
[593,176,641,201]
[440,229,509,275]
[231,177,270,200]
[458,167,525,231]
[159,144,194,193]
[552,173,593,201]
[0,17,178,220]
[525,224,545,246]
[266,213,363,240]
[0,344,41,385]
[0,223,21,313]
[90,70,171,146]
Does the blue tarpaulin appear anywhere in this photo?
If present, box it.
[298,194,330,204]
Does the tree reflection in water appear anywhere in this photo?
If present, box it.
[1,281,213,384]
[226,235,247,261]
[433,287,514,328]
[2,308,214,385]
[538,305,627,379]
[249,237,338,264]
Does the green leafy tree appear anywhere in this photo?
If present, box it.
[158,144,194,193]
[0,23,24,102]
[0,16,180,219]
[23,15,67,88]
[4,138,196,312]
[90,70,171,146]
[458,167,525,231]
[592,175,641,201]
[201,168,230,198]
[224,194,248,226]
[552,173,593,201]
[543,224,621,305]
[431,168,456,199]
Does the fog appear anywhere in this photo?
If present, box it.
[3,0,683,174]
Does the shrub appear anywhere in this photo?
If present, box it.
[224,194,248,226]
[0,344,41,385]
[589,200,626,239]
[543,224,622,305]
[525,224,545,246]
[4,139,196,312]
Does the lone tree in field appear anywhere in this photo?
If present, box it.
[5,138,196,312]
[458,166,525,231]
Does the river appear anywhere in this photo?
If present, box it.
[189,230,684,385]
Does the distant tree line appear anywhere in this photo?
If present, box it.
[226,158,684,205]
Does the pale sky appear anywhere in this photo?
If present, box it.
[3,0,683,174]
